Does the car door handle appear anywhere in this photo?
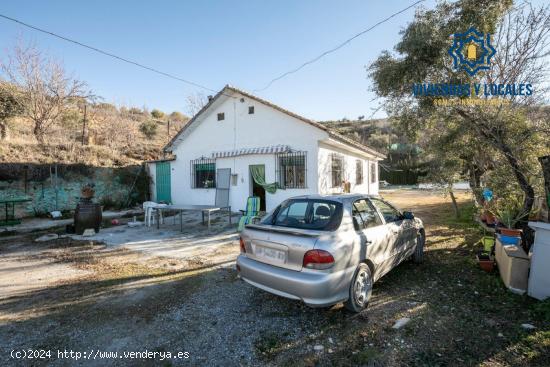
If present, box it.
[366,240,373,244]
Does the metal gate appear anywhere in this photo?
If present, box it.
[156,162,172,203]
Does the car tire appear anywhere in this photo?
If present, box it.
[344,263,373,313]
[413,230,425,264]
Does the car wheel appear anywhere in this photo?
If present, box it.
[344,263,373,313]
[413,230,425,264]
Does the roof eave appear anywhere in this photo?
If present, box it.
[164,85,387,161]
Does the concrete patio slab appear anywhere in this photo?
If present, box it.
[70,211,240,263]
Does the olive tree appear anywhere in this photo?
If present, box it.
[369,0,550,226]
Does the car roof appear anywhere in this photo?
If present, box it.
[288,193,379,204]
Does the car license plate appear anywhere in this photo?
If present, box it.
[254,245,286,264]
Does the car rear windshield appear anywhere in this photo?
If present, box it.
[261,199,343,231]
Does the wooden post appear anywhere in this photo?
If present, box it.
[81,103,87,145]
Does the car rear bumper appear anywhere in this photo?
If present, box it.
[236,254,353,307]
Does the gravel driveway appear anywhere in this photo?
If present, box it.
[2,190,548,366]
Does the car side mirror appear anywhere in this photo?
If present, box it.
[403,211,414,220]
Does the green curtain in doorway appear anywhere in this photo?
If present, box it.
[250,165,280,194]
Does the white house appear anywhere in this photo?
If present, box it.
[147,86,385,212]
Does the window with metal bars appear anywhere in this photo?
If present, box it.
[356,159,363,185]
[370,162,377,184]
[276,152,307,189]
[330,153,344,188]
[190,158,216,188]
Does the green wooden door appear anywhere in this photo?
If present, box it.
[156,162,172,203]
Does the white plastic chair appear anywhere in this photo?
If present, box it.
[143,201,165,227]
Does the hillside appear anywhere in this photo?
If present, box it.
[320,118,393,154]
[321,118,427,184]
[0,103,188,167]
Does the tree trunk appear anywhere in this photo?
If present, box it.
[498,141,535,228]
[463,113,535,227]
[449,188,460,219]
[468,163,484,205]
[33,123,45,145]
[0,121,7,140]
[539,155,550,222]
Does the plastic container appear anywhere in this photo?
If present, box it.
[480,236,495,252]
[499,234,521,245]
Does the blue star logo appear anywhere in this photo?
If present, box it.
[448,27,496,76]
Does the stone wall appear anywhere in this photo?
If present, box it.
[0,163,150,218]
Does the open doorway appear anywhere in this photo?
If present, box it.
[249,164,266,211]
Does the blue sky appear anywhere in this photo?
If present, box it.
[0,0,501,120]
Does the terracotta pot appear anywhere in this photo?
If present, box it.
[486,213,496,225]
[499,228,522,237]
[81,186,95,199]
[477,254,495,272]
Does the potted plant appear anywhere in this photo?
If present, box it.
[490,194,529,238]
[80,184,95,200]
[476,252,495,272]
[486,211,496,227]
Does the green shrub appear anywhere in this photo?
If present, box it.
[169,111,187,122]
[151,109,164,119]
[139,120,157,138]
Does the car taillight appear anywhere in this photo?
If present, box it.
[303,249,334,270]
[239,237,246,253]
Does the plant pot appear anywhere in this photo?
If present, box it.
[480,212,487,222]
[486,213,496,227]
[477,254,495,272]
[499,228,522,237]
[81,186,95,199]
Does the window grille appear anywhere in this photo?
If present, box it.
[370,162,377,184]
[330,153,344,188]
[275,151,307,189]
[191,158,216,188]
[356,159,363,185]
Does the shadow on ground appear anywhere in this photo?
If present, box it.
[1,192,548,366]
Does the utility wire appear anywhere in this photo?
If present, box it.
[1,1,425,97]
[0,13,219,93]
[254,0,426,92]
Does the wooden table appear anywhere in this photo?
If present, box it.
[0,197,32,225]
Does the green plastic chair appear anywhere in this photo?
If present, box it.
[238,196,261,232]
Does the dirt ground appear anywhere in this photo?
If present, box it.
[1,189,548,366]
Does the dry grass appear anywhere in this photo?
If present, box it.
[1,113,185,166]
[267,189,550,367]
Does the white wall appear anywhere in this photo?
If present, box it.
[169,92,327,211]
[318,143,379,196]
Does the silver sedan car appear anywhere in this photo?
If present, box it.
[236,194,425,312]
